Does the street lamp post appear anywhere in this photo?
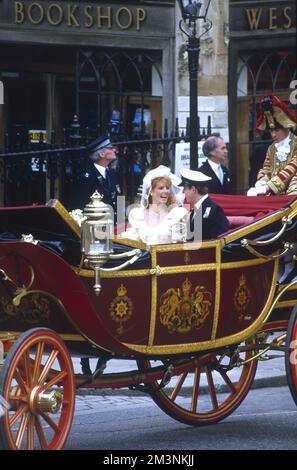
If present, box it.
[178,0,212,170]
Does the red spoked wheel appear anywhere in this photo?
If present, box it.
[137,339,258,426]
[0,328,75,450]
[285,304,297,406]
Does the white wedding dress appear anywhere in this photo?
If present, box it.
[121,206,188,244]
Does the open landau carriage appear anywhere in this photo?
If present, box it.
[2,192,297,450]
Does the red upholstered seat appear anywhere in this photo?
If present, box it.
[210,194,297,231]
[226,216,254,228]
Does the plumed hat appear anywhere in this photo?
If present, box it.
[86,135,114,153]
[255,95,297,132]
[178,168,212,187]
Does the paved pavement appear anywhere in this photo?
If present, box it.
[72,348,287,396]
[71,352,289,425]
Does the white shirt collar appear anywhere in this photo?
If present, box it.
[275,133,291,149]
[208,159,221,172]
[194,194,209,210]
[275,133,292,162]
[94,163,106,178]
[208,159,224,183]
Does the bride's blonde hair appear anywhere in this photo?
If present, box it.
[141,165,182,208]
[147,176,176,207]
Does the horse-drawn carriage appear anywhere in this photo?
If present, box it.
[1,193,297,449]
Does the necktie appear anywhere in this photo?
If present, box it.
[190,208,195,233]
[186,208,195,242]
[217,166,224,184]
[105,167,111,186]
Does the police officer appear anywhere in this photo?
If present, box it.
[76,135,121,219]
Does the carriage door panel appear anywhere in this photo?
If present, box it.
[151,246,217,347]
[216,260,278,338]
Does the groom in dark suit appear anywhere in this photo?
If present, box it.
[179,168,229,241]
[199,136,232,194]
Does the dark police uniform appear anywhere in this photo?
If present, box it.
[72,135,121,220]
[77,162,120,215]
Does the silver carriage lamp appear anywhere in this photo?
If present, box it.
[81,191,114,295]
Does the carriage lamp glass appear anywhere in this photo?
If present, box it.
[81,191,114,295]
[178,0,211,21]
[82,220,113,255]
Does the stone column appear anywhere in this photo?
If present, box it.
[176,0,229,142]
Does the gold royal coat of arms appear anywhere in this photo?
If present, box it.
[159,278,212,334]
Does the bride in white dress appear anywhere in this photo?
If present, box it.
[121,165,188,244]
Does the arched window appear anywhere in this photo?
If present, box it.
[237,51,296,140]
[77,48,163,137]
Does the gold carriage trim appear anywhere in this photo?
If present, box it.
[109,284,133,334]
[159,277,212,334]
[224,205,294,244]
[122,258,280,355]
[0,293,51,324]
[234,274,252,321]
[184,252,191,264]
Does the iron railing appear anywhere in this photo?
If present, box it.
[0,115,212,209]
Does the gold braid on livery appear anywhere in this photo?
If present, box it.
[257,134,297,195]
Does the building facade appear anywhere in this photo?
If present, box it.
[228,0,296,193]
[0,0,177,149]
[176,0,229,146]
[0,0,296,197]
[176,0,296,193]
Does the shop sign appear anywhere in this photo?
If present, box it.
[0,1,175,39]
[174,142,206,177]
[229,1,296,33]
[14,1,147,31]
[246,6,294,30]
[29,129,47,143]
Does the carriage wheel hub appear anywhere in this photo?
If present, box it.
[30,386,63,414]
[9,386,22,410]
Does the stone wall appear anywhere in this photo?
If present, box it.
[176,0,229,142]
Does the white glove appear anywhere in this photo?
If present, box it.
[247,187,258,196]
[247,184,269,196]
[256,184,269,195]
[255,179,268,188]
